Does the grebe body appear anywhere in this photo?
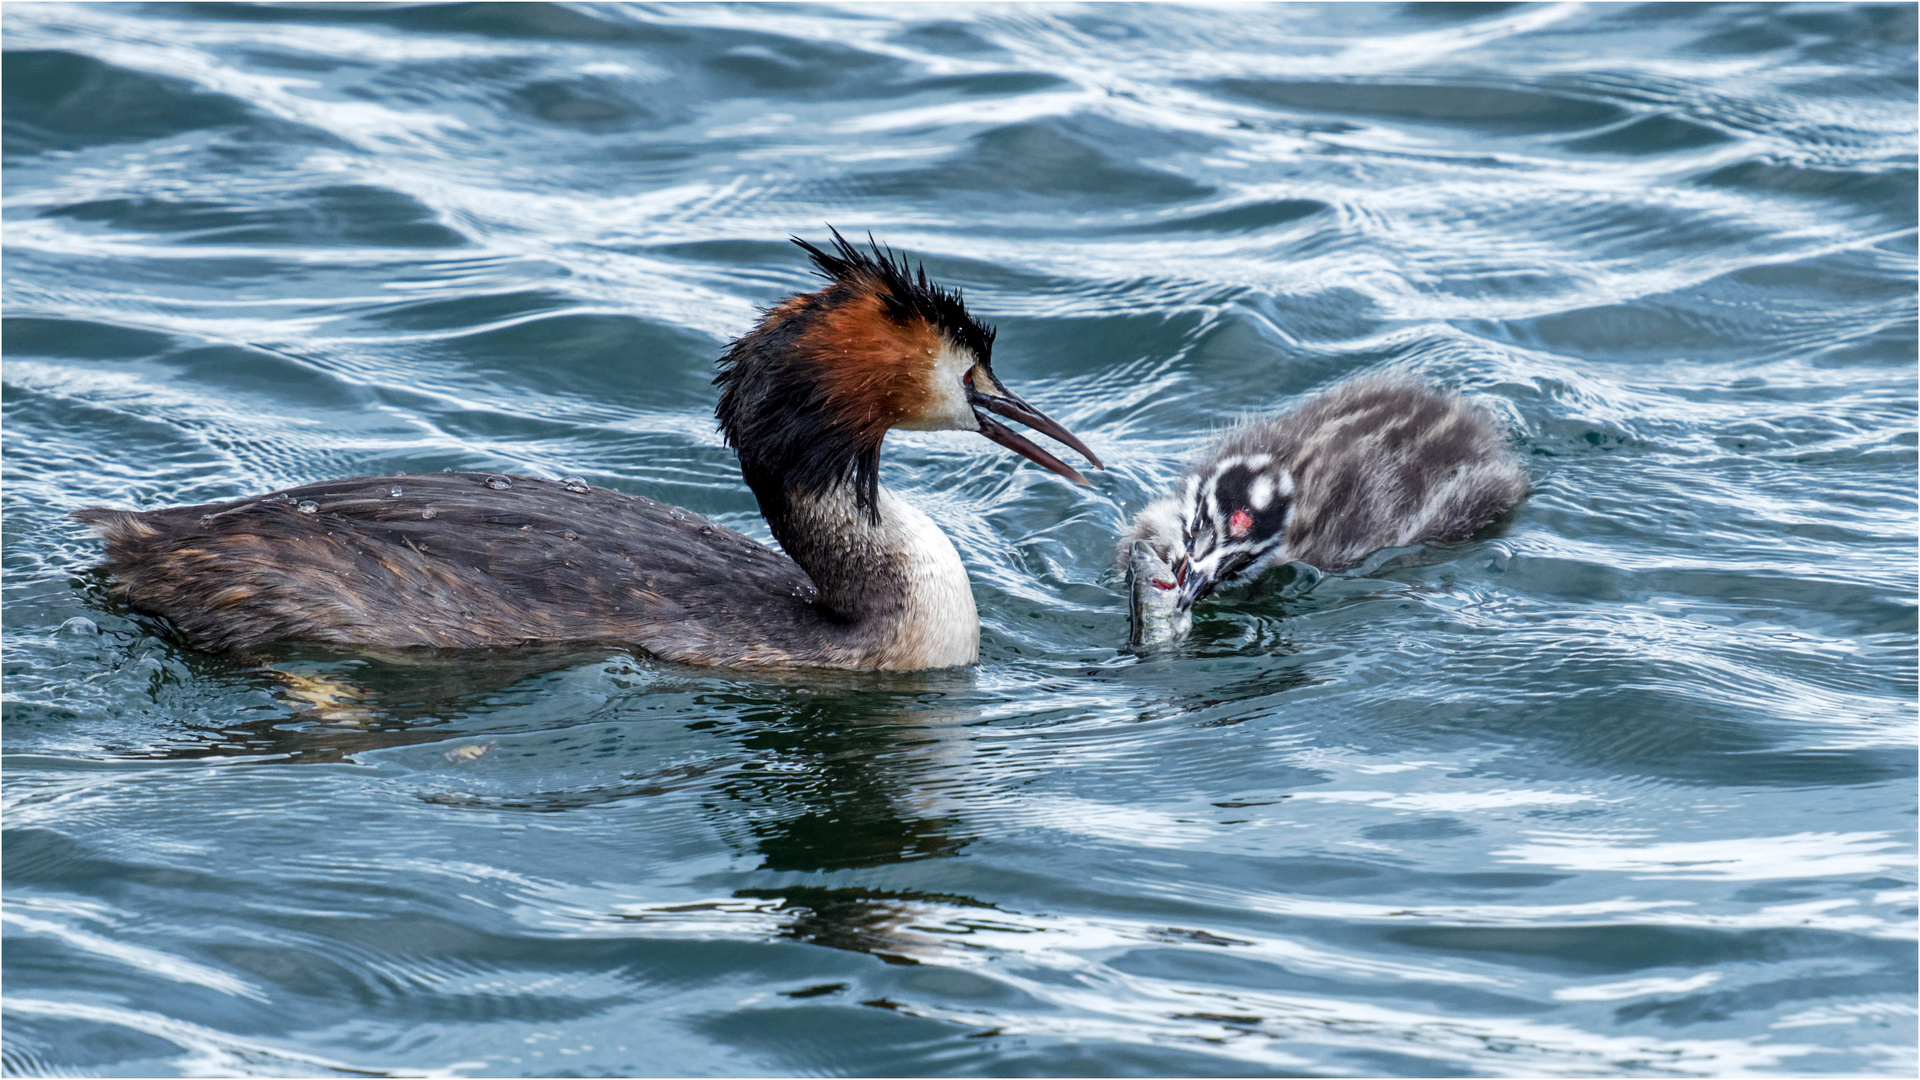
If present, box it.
[74,234,1100,671]
[1122,376,1526,644]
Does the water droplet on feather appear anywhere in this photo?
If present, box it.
[561,477,589,493]
[297,500,319,514]
[421,507,437,520]
[387,486,403,497]
[485,474,511,490]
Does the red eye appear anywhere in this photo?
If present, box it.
[1228,509,1254,538]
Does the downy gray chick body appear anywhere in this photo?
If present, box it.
[1121,375,1527,645]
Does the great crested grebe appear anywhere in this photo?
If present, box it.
[1122,375,1526,645]
[73,232,1102,671]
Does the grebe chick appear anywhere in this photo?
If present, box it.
[1121,375,1526,645]
[74,232,1102,671]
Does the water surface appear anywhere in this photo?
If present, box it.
[4,3,1916,1076]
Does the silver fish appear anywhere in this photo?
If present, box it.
[1127,540,1192,649]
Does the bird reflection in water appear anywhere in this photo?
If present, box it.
[108,633,1325,971]
[709,691,987,966]
[162,642,994,965]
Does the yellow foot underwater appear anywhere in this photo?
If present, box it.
[270,668,381,727]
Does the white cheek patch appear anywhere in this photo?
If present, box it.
[895,341,979,432]
[1248,474,1275,510]
[1275,469,1295,498]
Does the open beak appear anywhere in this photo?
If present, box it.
[1176,558,1214,610]
[967,368,1104,486]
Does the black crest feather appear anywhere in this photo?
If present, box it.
[792,227,996,363]
[713,229,994,532]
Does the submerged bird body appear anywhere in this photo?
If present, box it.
[1123,376,1527,642]
[74,234,1100,671]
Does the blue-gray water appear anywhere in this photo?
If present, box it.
[4,3,1915,1076]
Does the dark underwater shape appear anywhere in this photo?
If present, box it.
[1126,199,1330,234]
[1563,113,1733,154]
[41,186,469,248]
[860,116,1211,205]
[1699,161,1919,228]
[1205,77,1629,133]
[3,50,254,156]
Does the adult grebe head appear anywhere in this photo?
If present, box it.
[715,229,1101,525]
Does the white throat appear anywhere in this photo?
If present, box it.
[778,484,980,670]
[870,488,979,669]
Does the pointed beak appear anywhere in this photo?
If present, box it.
[1176,558,1214,610]
[967,368,1103,486]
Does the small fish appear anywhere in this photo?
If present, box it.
[1128,540,1192,649]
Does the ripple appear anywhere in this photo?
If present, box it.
[40,186,471,249]
[4,1,1913,1076]
[1203,77,1631,134]
[2,49,254,156]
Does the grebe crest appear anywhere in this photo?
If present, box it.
[717,229,1092,528]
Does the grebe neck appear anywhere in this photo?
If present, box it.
[771,482,978,670]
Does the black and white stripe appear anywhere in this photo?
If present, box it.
[1120,375,1528,633]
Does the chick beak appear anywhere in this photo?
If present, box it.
[967,367,1104,486]
[1167,564,1213,607]
[1176,559,1214,610]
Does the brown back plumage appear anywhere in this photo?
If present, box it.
[73,473,846,666]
